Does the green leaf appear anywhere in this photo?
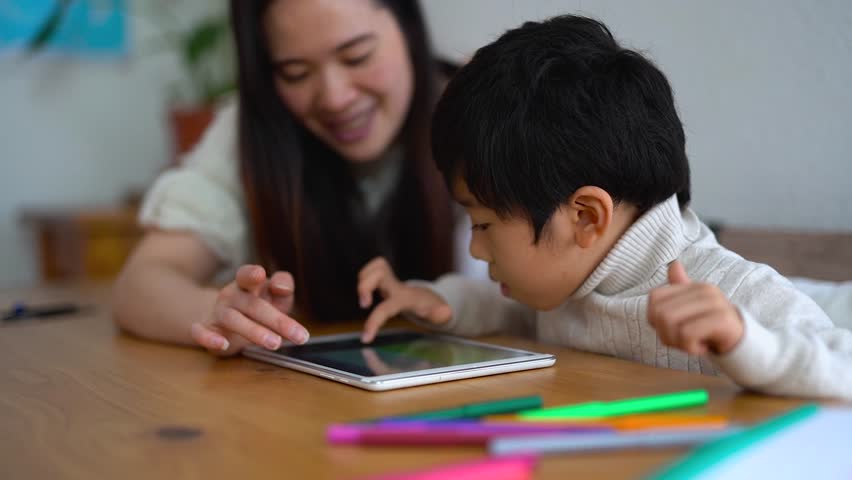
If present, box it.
[202,81,236,104]
[27,0,72,52]
[183,18,228,67]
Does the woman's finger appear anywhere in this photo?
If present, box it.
[235,264,267,294]
[268,271,294,296]
[266,271,295,313]
[229,291,309,344]
[269,294,295,314]
[217,306,283,350]
[190,322,230,351]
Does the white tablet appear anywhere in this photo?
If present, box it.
[242,329,556,391]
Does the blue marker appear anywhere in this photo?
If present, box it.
[489,427,742,456]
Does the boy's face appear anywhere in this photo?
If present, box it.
[453,178,600,311]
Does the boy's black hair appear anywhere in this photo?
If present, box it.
[432,15,691,241]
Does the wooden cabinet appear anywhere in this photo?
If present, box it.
[20,207,143,281]
[716,227,852,282]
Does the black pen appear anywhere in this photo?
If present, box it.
[2,302,86,322]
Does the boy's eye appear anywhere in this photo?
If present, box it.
[471,223,491,232]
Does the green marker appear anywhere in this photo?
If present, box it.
[518,389,709,420]
[377,395,543,422]
[649,403,819,479]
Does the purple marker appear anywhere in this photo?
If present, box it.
[327,422,613,446]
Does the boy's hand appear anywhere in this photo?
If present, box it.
[647,261,744,356]
[358,257,452,343]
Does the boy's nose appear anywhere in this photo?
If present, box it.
[469,237,492,263]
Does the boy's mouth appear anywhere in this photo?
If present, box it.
[489,270,510,296]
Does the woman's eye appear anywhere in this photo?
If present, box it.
[277,71,309,84]
[343,52,372,66]
[472,223,491,232]
[275,63,310,84]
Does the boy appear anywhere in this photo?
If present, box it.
[356,15,852,399]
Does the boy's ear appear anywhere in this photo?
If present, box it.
[566,186,614,248]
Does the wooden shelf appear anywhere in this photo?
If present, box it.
[20,206,142,281]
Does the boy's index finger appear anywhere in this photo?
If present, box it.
[668,260,691,285]
[648,283,692,305]
[358,256,389,281]
[357,270,385,309]
[360,308,386,344]
[429,304,453,324]
[361,296,406,343]
[358,269,403,308]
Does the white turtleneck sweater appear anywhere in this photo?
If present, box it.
[417,195,852,400]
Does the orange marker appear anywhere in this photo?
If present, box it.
[483,414,729,431]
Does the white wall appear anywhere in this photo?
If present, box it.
[0,1,224,288]
[422,0,852,230]
[1,1,851,288]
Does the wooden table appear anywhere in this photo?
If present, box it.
[0,285,811,479]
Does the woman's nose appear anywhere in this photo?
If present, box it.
[317,67,357,113]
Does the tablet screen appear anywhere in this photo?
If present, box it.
[276,331,531,377]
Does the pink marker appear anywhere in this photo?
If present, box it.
[327,422,612,446]
[360,455,536,480]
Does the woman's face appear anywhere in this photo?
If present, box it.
[265,0,414,163]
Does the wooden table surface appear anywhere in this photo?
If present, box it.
[0,284,813,479]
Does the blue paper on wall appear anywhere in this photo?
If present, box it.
[0,0,127,56]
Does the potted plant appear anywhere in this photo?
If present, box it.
[154,8,234,158]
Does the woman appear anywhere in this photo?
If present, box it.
[113,0,480,355]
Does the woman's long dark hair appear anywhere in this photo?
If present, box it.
[230,0,454,322]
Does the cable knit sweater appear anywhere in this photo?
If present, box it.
[417,195,852,400]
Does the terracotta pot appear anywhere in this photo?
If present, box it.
[169,105,215,164]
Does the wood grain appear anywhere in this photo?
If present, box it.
[0,284,817,480]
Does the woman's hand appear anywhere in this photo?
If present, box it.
[357,257,452,343]
[190,265,310,356]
